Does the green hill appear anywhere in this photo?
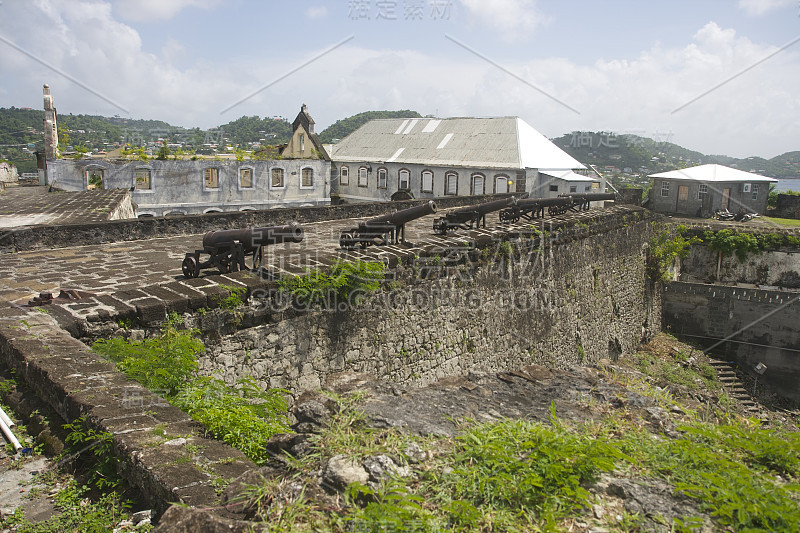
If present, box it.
[318,110,422,144]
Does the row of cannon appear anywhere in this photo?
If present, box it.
[182,192,615,277]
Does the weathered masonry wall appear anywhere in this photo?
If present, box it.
[663,282,800,401]
[199,211,661,392]
[0,307,256,515]
[680,245,800,288]
[0,193,514,253]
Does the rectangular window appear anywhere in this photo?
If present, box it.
[752,184,759,200]
[549,184,558,192]
[697,183,708,200]
[358,167,368,187]
[660,181,670,197]
[135,169,151,190]
[301,168,313,188]
[445,173,457,195]
[399,169,410,189]
[271,168,284,188]
[239,168,253,188]
[585,185,591,192]
[569,185,577,193]
[299,134,305,152]
[340,166,349,186]
[378,168,387,189]
[204,168,219,189]
[421,170,433,192]
[471,174,484,195]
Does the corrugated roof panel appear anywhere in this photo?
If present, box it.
[394,120,409,134]
[402,119,420,134]
[422,119,441,133]
[386,147,405,162]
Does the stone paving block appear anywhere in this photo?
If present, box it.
[172,483,221,509]
[135,297,167,326]
[194,284,229,310]
[221,271,270,299]
[165,281,208,310]
[143,285,189,315]
[94,294,137,320]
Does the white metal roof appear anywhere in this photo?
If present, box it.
[330,117,585,171]
[540,170,599,182]
[649,164,777,183]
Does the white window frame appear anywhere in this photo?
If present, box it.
[378,167,388,189]
[134,167,153,193]
[752,184,759,200]
[340,165,349,186]
[445,172,458,195]
[358,166,368,188]
[300,167,314,189]
[471,173,485,196]
[398,168,410,190]
[697,183,708,200]
[238,166,255,190]
[569,185,577,193]
[421,170,433,193]
[660,181,671,197]
[204,167,220,191]
[270,167,285,189]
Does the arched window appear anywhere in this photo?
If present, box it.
[340,166,349,186]
[377,167,388,189]
[494,174,510,194]
[421,170,433,193]
[85,167,105,190]
[358,166,368,187]
[471,173,485,195]
[398,168,410,190]
[445,172,458,195]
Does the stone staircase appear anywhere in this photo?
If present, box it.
[708,359,760,414]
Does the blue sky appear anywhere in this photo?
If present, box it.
[1,0,798,158]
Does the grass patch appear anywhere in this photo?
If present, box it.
[91,313,291,465]
[762,216,800,228]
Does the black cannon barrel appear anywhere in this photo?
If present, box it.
[516,196,573,208]
[447,197,516,218]
[563,192,616,202]
[203,223,304,252]
[366,200,437,227]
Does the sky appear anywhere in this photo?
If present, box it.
[0,0,798,158]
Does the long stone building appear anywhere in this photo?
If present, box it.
[329,116,600,203]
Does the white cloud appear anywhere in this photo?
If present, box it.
[459,0,551,43]
[305,6,328,19]
[738,0,795,16]
[113,0,223,22]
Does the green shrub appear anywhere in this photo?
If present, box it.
[278,260,385,308]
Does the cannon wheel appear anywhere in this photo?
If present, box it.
[548,205,560,216]
[182,256,198,278]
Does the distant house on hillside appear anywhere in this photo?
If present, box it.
[647,164,777,217]
[329,117,599,203]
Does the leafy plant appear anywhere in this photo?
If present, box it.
[172,376,291,464]
[278,260,385,309]
[217,284,247,310]
[647,226,700,281]
[62,417,120,490]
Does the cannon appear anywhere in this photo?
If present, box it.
[498,196,574,223]
[339,201,436,249]
[182,223,304,278]
[432,197,517,235]
[560,192,616,211]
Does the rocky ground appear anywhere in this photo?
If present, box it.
[153,334,799,532]
[2,333,798,532]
